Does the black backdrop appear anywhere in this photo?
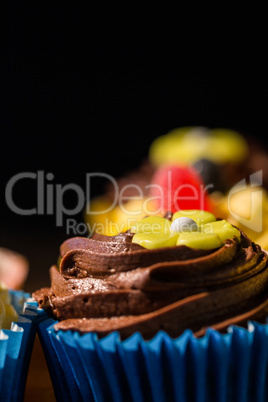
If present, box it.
[0,5,267,291]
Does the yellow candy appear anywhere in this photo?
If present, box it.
[208,129,249,164]
[0,280,18,330]
[85,197,160,236]
[132,231,179,249]
[130,210,240,250]
[0,299,5,329]
[111,199,159,234]
[203,220,241,243]
[131,216,178,249]
[149,126,196,166]
[255,232,268,250]
[131,216,171,235]
[212,184,268,249]
[172,210,216,226]
[2,304,18,330]
[84,196,117,236]
[177,232,222,249]
[0,281,11,304]
[149,127,249,166]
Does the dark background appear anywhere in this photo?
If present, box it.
[0,5,267,292]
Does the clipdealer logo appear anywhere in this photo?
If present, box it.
[4,170,211,230]
[5,171,118,228]
[5,169,264,235]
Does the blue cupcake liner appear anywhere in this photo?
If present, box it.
[36,312,268,402]
[0,294,43,401]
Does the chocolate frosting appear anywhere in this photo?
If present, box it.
[33,229,268,340]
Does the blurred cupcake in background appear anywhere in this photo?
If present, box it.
[85,126,268,251]
[149,126,249,193]
[149,126,268,250]
[0,247,29,290]
[0,246,39,400]
[0,279,38,401]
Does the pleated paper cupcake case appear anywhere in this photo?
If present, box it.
[0,296,44,401]
[36,315,268,402]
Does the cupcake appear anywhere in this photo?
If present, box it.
[33,210,268,401]
[0,280,38,401]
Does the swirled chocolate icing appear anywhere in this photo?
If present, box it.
[33,228,268,339]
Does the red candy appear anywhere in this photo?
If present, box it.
[149,165,213,213]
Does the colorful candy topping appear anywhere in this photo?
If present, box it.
[149,126,249,166]
[176,232,222,250]
[202,220,241,243]
[149,165,212,214]
[170,217,198,232]
[172,209,216,225]
[212,183,268,250]
[131,231,179,250]
[130,216,178,249]
[131,210,241,250]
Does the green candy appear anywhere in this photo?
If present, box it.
[131,216,178,249]
[149,127,248,166]
[130,211,240,250]
[130,216,171,235]
[176,232,222,249]
[203,220,241,242]
[132,231,179,249]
